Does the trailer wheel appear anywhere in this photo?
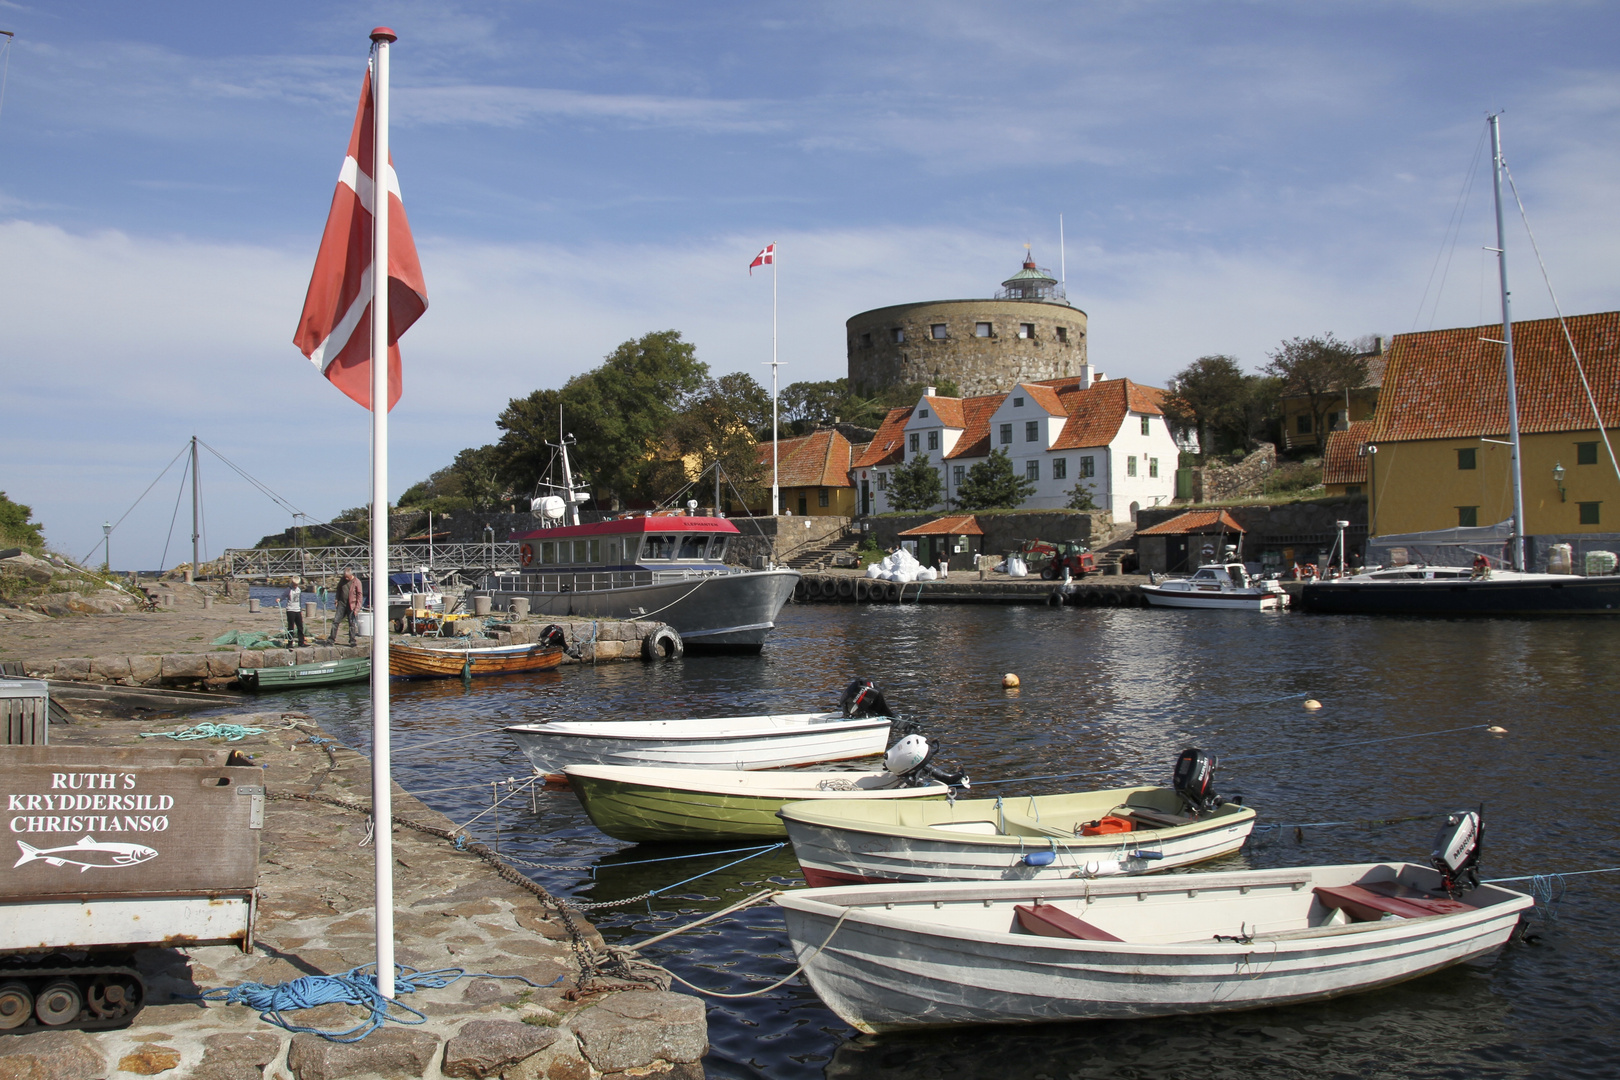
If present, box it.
[0,983,31,1030]
[34,981,81,1026]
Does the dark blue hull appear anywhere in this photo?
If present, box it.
[1300,577,1620,616]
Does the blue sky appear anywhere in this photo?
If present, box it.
[1,1,1617,568]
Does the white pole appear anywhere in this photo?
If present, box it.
[368,25,397,1000]
[1059,214,1065,287]
[1489,114,1526,573]
[771,244,779,516]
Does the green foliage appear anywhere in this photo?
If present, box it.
[398,445,506,513]
[672,372,770,507]
[777,379,959,436]
[1064,482,1101,511]
[887,453,943,512]
[0,491,45,551]
[1265,333,1367,444]
[952,448,1036,511]
[1162,356,1282,455]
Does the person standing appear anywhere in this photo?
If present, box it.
[330,570,363,646]
[285,577,308,647]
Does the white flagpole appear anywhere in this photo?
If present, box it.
[771,244,779,517]
[368,25,397,1000]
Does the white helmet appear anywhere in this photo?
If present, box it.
[884,734,931,776]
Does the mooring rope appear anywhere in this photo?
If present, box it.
[659,908,852,1000]
[140,722,266,742]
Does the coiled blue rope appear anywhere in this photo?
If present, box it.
[140,722,266,742]
[195,964,553,1042]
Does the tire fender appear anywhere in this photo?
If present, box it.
[641,624,684,661]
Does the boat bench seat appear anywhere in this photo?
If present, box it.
[995,813,1074,839]
[1313,884,1474,922]
[1014,903,1122,942]
[1116,805,1193,829]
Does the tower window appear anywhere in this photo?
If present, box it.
[1056,327,1068,343]
[1458,506,1478,527]
[891,328,905,343]
[975,322,992,337]
[1018,323,1035,339]
[931,323,948,339]
[860,333,872,347]
[999,423,1013,445]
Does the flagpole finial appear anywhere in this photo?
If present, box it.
[370,26,397,42]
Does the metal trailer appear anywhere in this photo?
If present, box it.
[0,745,262,1034]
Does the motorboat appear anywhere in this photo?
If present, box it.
[780,749,1255,886]
[505,678,898,776]
[777,812,1532,1032]
[1139,563,1288,610]
[1299,563,1620,616]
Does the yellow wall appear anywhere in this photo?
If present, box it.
[728,485,856,517]
[1370,428,1620,536]
[1282,388,1379,451]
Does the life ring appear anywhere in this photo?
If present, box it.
[641,625,684,661]
[519,543,534,567]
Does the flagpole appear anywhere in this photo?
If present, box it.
[368,24,397,1001]
[771,243,779,517]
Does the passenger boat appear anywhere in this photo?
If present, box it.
[1139,563,1288,610]
[780,781,1255,886]
[237,655,370,691]
[489,437,799,651]
[507,677,899,776]
[389,638,567,679]
[564,763,951,843]
[776,857,1532,1032]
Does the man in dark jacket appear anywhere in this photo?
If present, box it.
[330,570,364,646]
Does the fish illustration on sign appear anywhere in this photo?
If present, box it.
[13,836,159,872]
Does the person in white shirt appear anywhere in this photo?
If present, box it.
[285,577,308,647]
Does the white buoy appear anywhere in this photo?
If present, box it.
[1002,673,1020,689]
[1488,726,1507,733]
[1303,699,1322,711]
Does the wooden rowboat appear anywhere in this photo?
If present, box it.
[779,784,1257,886]
[564,764,950,843]
[389,640,566,679]
[777,862,1533,1032]
[237,655,370,691]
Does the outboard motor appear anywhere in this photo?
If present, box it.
[841,678,894,719]
[1431,809,1483,896]
[1172,748,1223,817]
[540,623,581,659]
[882,734,970,790]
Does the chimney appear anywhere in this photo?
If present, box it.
[924,385,937,397]
[1373,335,1386,355]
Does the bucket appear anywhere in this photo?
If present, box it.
[356,611,375,637]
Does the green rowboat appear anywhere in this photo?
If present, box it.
[564,763,951,843]
[238,656,371,691]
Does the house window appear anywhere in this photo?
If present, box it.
[919,408,929,418]
[1052,457,1067,480]
[975,322,992,338]
[953,465,965,486]
[1141,415,1151,436]
[927,430,939,451]
[1019,323,1035,339]
[1000,423,1013,445]
[1026,460,1040,482]
[860,332,872,347]
[1013,396,1024,407]
[818,488,829,508]
[1079,456,1095,478]
[876,473,887,491]
[1149,457,1159,478]
[1577,441,1598,465]
[1025,421,1039,442]
[908,432,920,453]
[1346,485,1362,495]
[1458,448,1477,470]
[1297,414,1313,435]
[891,327,905,343]
[1458,506,1478,528]
[1056,327,1068,343]
[1579,502,1601,525]
[931,323,949,340]
[1127,456,1138,477]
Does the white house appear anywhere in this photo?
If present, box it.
[851,377,1178,521]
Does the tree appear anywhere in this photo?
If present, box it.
[398,444,505,513]
[952,448,1037,511]
[672,372,770,508]
[0,492,45,551]
[887,453,943,512]
[776,378,962,437]
[1161,355,1251,456]
[1064,482,1100,511]
[1265,334,1368,447]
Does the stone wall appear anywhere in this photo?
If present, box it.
[1186,444,1277,503]
[847,298,1089,397]
[1134,497,1369,573]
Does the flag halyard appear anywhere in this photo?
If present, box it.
[294,67,427,411]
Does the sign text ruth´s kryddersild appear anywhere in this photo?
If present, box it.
[8,772,174,834]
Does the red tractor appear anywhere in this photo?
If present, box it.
[1020,539,1097,580]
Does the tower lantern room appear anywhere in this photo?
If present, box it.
[996,249,1066,303]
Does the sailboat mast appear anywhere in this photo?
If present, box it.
[190,435,200,578]
[1489,114,1527,571]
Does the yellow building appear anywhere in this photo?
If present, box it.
[1366,312,1620,538]
[749,428,861,517]
[1280,344,1385,452]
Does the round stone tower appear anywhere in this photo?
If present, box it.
[846,253,1088,397]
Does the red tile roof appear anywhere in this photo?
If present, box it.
[852,407,912,468]
[1322,420,1371,486]
[943,395,1003,460]
[756,428,855,487]
[1369,312,1620,442]
[923,396,965,428]
[1137,509,1246,536]
[1021,383,1066,416]
[898,515,984,537]
[1049,378,1162,450]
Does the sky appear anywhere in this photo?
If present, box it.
[1,1,1617,569]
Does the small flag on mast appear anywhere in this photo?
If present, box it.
[293,67,428,411]
[749,243,775,275]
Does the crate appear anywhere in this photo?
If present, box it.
[1,678,49,746]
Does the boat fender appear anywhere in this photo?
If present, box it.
[1022,850,1057,867]
[519,543,534,567]
[841,678,894,719]
[641,625,684,661]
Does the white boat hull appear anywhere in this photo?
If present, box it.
[778,864,1532,1032]
[505,712,891,775]
[1140,585,1286,610]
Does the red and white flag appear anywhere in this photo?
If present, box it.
[749,243,774,275]
[293,67,428,411]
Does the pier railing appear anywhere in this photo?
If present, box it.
[483,567,747,594]
[224,543,523,579]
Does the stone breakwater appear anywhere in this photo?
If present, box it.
[0,713,708,1080]
[15,619,682,689]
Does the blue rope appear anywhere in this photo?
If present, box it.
[195,964,553,1042]
[590,843,781,878]
[644,843,786,900]
[140,722,266,742]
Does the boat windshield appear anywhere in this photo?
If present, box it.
[677,534,709,559]
[641,535,677,560]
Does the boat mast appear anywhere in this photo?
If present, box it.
[190,435,200,579]
[1489,113,1527,572]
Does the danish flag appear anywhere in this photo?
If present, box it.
[293,67,428,411]
[749,243,774,275]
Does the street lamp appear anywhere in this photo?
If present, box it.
[484,524,495,570]
[102,522,111,572]
[1553,461,1567,502]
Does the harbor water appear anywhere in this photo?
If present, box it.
[272,604,1620,1079]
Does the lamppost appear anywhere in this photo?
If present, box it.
[102,522,111,572]
[1553,461,1567,502]
[484,524,495,571]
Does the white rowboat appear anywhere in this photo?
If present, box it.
[777,862,1533,1033]
[505,712,892,776]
